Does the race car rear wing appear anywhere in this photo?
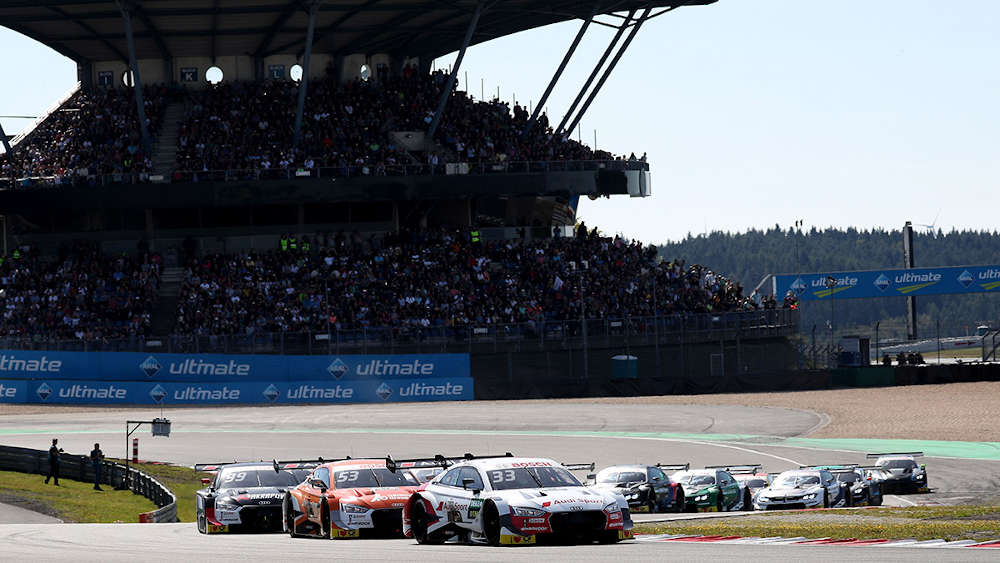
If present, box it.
[562,462,596,472]
[798,464,860,470]
[705,464,763,474]
[656,463,691,472]
[865,452,924,459]
[385,452,514,473]
[194,458,333,472]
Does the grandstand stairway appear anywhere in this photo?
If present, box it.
[151,101,185,177]
[150,266,185,336]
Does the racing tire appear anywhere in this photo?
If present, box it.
[197,513,207,534]
[673,491,686,513]
[410,498,445,545]
[869,490,883,507]
[598,530,623,544]
[742,490,753,512]
[822,491,829,509]
[283,494,298,538]
[321,500,331,539]
[845,489,854,508]
[646,492,658,513]
[483,502,502,547]
[716,494,724,513]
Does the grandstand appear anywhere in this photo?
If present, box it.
[0,1,804,384]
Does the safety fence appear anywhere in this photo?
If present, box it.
[0,445,177,523]
[0,159,649,189]
[0,309,798,356]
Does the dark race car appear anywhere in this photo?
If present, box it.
[589,463,688,513]
[867,452,928,494]
[803,464,883,507]
[195,461,315,533]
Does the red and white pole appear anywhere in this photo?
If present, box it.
[132,437,139,464]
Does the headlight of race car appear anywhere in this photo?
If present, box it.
[756,496,769,502]
[802,493,817,500]
[603,502,620,512]
[215,499,240,510]
[694,495,708,501]
[512,507,547,517]
[342,503,369,514]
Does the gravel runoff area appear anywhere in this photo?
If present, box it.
[2,381,998,442]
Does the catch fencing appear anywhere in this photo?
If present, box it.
[0,445,177,522]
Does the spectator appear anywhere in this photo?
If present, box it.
[90,443,105,491]
[45,438,63,486]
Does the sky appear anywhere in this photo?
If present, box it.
[1,0,998,244]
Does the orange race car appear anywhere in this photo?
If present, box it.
[282,457,423,539]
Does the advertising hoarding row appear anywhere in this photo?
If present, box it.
[773,265,1000,301]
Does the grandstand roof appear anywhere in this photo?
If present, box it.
[0,1,715,64]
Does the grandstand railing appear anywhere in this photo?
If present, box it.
[0,159,649,188]
[0,309,797,356]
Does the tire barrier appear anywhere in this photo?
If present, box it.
[0,444,177,523]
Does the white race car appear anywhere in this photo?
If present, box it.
[753,469,844,510]
[401,455,633,546]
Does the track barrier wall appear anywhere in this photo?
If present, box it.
[0,352,472,405]
[0,445,177,522]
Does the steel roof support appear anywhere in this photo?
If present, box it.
[118,1,151,156]
[426,0,483,142]
[565,5,654,136]
[524,3,597,136]
[555,8,635,135]
[293,1,320,148]
[0,122,13,158]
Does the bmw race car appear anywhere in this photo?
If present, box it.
[804,464,884,507]
[867,452,928,493]
[195,461,315,533]
[753,469,845,510]
[589,463,687,513]
[706,465,768,511]
[403,455,634,546]
[670,468,747,512]
[283,457,423,539]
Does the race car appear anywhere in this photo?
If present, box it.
[195,460,315,533]
[707,464,770,510]
[403,455,634,546]
[804,464,883,507]
[867,452,928,493]
[588,463,687,512]
[753,469,845,510]
[283,457,423,539]
[669,467,746,512]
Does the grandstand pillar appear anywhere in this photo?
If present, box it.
[332,56,345,86]
[254,57,264,82]
[525,4,597,135]
[0,122,11,157]
[389,56,405,78]
[566,6,654,135]
[78,62,93,91]
[117,1,152,155]
[293,1,321,147]
[556,9,636,135]
[426,1,484,141]
[418,57,432,76]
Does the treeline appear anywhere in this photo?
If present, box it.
[657,226,1000,338]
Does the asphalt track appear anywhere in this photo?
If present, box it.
[1,400,999,561]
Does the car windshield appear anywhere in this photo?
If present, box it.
[217,468,306,488]
[487,467,582,490]
[673,472,715,486]
[834,472,857,483]
[774,474,820,487]
[411,467,444,483]
[878,459,917,470]
[596,470,645,484]
[334,468,419,488]
[744,478,767,488]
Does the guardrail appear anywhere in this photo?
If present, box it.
[0,159,649,189]
[0,445,177,523]
[0,309,798,355]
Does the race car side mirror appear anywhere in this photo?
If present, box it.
[586,473,596,481]
[920,464,926,469]
[310,479,328,492]
[201,478,212,485]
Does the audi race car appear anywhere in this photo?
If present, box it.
[805,465,884,507]
[589,463,687,513]
[753,469,845,510]
[867,452,928,493]
[195,461,315,533]
[669,467,747,512]
[403,455,634,546]
[283,457,423,539]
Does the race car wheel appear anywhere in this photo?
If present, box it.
[283,494,298,537]
[410,498,444,545]
[716,494,724,512]
[673,490,686,513]
[742,490,753,512]
[822,491,830,509]
[647,494,658,513]
[845,489,854,508]
[197,514,207,534]
[483,502,502,547]
[321,501,331,539]
[869,490,883,506]
[598,530,623,544]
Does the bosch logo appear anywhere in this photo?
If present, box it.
[36,382,52,401]
[327,358,348,379]
[376,382,393,401]
[140,356,162,377]
[149,384,167,403]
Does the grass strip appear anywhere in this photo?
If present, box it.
[0,470,156,523]
[635,506,1000,542]
[125,462,209,523]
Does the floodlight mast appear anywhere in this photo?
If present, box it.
[293,1,322,148]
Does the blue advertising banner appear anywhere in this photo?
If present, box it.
[774,265,1000,301]
[1,377,474,405]
[0,352,469,383]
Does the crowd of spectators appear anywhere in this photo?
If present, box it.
[173,225,758,337]
[0,86,167,183]
[0,242,161,341]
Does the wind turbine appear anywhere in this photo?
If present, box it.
[915,211,941,237]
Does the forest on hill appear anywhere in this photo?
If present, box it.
[657,226,1000,339]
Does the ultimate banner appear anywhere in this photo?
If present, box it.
[773,265,1000,301]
